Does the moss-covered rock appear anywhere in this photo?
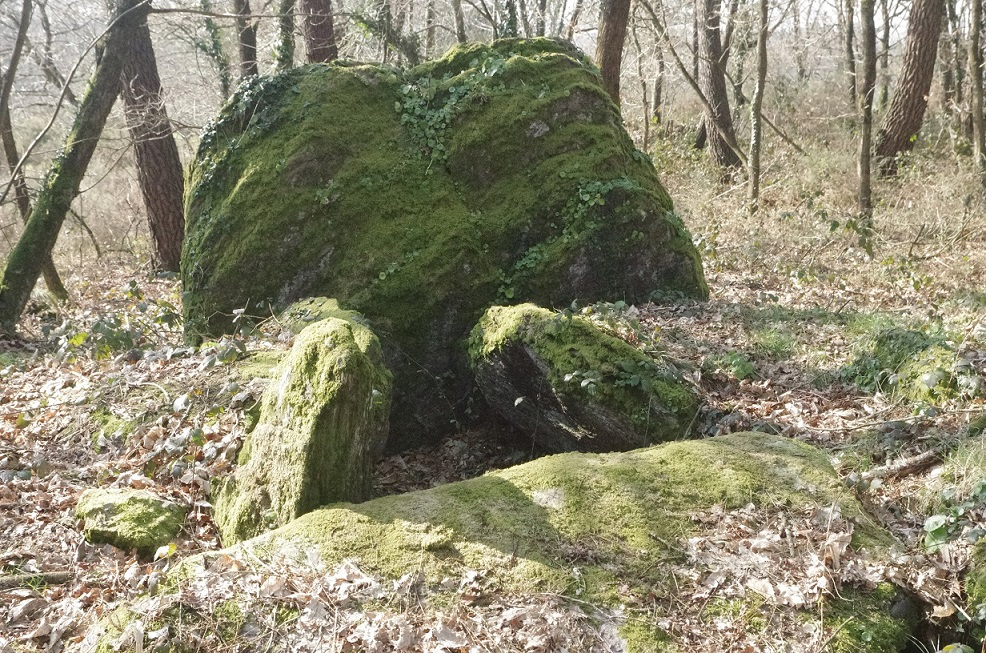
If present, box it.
[843,327,983,403]
[469,303,698,451]
[181,38,708,448]
[76,488,185,555]
[89,433,911,651]
[212,316,392,544]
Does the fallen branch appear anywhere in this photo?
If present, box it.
[0,569,74,590]
[861,448,940,481]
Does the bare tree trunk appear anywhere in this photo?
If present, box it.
[874,0,945,175]
[517,0,533,36]
[859,0,877,219]
[970,0,985,182]
[653,41,665,125]
[748,0,767,213]
[273,0,296,71]
[566,0,585,39]
[0,0,32,125]
[878,0,890,109]
[0,87,68,300]
[845,0,858,110]
[792,0,807,81]
[947,0,964,107]
[200,0,233,98]
[234,0,259,79]
[425,0,436,56]
[25,1,79,106]
[941,10,956,115]
[537,0,547,35]
[595,0,632,105]
[0,0,144,334]
[452,0,467,42]
[698,0,743,170]
[120,5,186,272]
[301,0,338,62]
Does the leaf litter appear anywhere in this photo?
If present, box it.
[0,252,984,651]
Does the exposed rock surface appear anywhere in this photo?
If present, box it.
[212,315,392,544]
[181,38,707,448]
[75,488,185,555]
[469,303,698,451]
[81,433,915,652]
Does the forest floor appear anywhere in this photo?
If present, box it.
[2,148,986,652]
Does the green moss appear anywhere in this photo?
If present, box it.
[213,317,393,544]
[90,406,136,443]
[843,326,978,403]
[182,39,708,446]
[76,488,186,556]
[277,296,359,335]
[469,303,698,445]
[822,584,914,653]
[967,540,986,614]
[619,620,677,652]
[229,433,886,607]
[234,350,286,382]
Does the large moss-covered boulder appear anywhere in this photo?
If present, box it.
[469,303,698,451]
[82,433,914,652]
[76,488,185,556]
[182,38,707,448]
[212,315,392,544]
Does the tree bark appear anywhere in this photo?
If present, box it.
[878,0,890,109]
[858,0,877,219]
[425,0,436,56]
[844,0,858,109]
[273,0,296,71]
[452,0,467,42]
[301,0,338,62]
[970,0,985,182]
[697,0,743,170]
[595,0,632,106]
[748,0,767,213]
[874,0,945,175]
[0,0,145,334]
[234,0,259,79]
[120,6,186,272]
[792,0,807,81]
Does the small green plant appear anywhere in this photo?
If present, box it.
[922,481,986,553]
[703,351,756,380]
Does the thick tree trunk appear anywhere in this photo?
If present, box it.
[748,0,767,213]
[234,0,259,79]
[859,0,877,219]
[0,0,144,334]
[697,0,742,170]
[595,0,632,106]
[301,0,338,62]
[874,0,945,175]
[274,0,296,71]
[120,11,186,272]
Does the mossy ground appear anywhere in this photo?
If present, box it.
[469,303,698,445]
[181,38,707,446]
[212,317,392,544]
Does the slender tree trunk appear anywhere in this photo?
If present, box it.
[947,0,964,107]
[425,0,436,56]
[792,0,807,81]
[200,0,233,98]
[517,0,533,36]
[970,0,985,181]
[748,0,767,213]
[0,0,145,334]
[566,0,585,40]
[452,0,467,42]
[698,0,743,170]
[595,0,632,105]
[537,0,547,35]
[941,11,956,115]
[859,0,877,219]
[878,0,890,109]
[273,0,296,71]
[120,6,186,272]
[845,0,858,110]
[653,41,665,125]
[0,0,32,127]
[234,0,259,79]
[0,89,67,300]
[874,0,945,175]
[301,0,338,62]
